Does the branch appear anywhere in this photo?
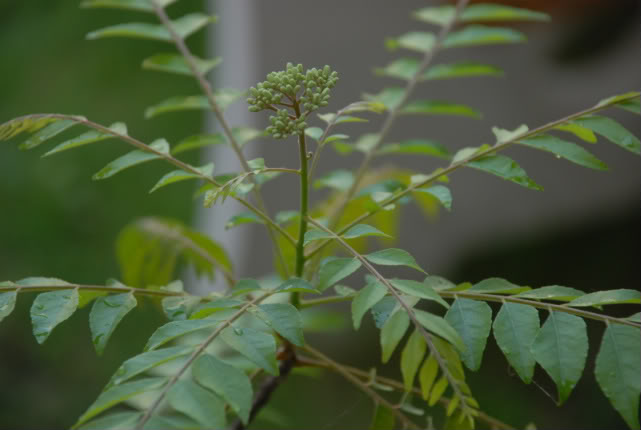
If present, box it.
[151,1,292,276]
[135,291,274,429]
[297,355,516,430]
[12,113,296,249]
[305,91,641,260]
[306,217,475,419]
[297,289,640,329]
[301,344,421,430]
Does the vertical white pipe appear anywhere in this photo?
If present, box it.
[192,0,256,292]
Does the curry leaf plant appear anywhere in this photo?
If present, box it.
[0,0,639,429]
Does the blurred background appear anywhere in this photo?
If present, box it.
[0,0,639,429]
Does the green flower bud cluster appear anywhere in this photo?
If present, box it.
[247,62,338,139]
[267,109,307,139]
[300,65,338,111]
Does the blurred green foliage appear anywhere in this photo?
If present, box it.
[0,2,207,427]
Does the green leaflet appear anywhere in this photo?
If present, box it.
[145,89,245,118]
[378,139,450,159]
[256,303,305,346]
[380,310,410,363]
[387,32,436,54]
[518,135,608,170]
[419,354,439,400]
[143,53,221,76]
[313,169,354,191]
[444,298,492,371]
[423,62,504,80]
[343,224,391,240]
[567,289,641,307]
[144,317,229,351]
[363,87,406,110]
[30,289,79,344]
[19,119,77,150]
[171,134,225,155]
[424,275,456,291]
[225,211,265,230]
[595,324,641,430]
[365,248,426,273]
[414,4,549,26]
[43,122,127,157]
[150,163,214,193]
[190,298,243,319]
[93,138,169,180]
[371,297,398,328]
[531,311,588,404]
[220,326,279,375]
[80,0,177,12]
[596,92,640,113]
[107,345,194,388]
[572,115,641,154]
[401,329,427,391]
[388,279,449,309]
[413,185,453,211]
[193,354,253,424]
[304,224,389,246]
[401,100,481,118]
[318,258,362,291]
[275,277,320,294]
[87,13,216,42]
[167,380,226,429]
[554,123,597,143]
[516,285,585,302]
[370,403,395,430]
[78,412,142,430]
[74,377,166,428]
[352,281,388,330]
[414,309,466,353]
[0,291,17,324]
[467,155,543,190]
[90,292,137,355]
[444,25,527,49]
[492,302,540,384]
[469,277,530,294]
[304,127,324,141]
[428,375,449,407]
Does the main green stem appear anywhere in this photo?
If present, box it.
[293,102,309,307]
